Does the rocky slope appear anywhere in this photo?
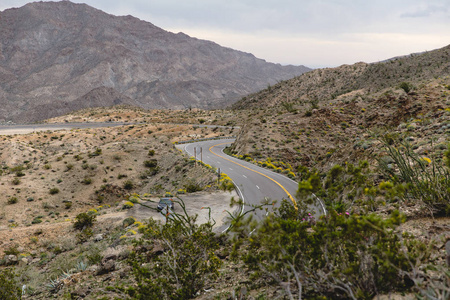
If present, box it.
[229,44,450,174]
[232,44,450,110]
[0,1,310,122]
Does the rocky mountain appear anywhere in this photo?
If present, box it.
[0,1,310,123]
[232,44,450,110]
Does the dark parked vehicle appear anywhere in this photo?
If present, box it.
[157,198,174,212]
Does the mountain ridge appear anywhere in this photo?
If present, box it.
[0,1,310,122]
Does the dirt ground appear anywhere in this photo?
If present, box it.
[0,190,237,256]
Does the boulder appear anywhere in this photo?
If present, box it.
[5,255,18,265]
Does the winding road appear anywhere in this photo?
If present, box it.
[2,121,325,220]
[177,138,326,218]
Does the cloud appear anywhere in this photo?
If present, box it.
[1,0,449,67]
[401,4,448,18]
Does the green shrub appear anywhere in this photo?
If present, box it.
[399,81,414,93]
[32,217,43,224]
[234,206,428,299]
[379,140,450,214]
[184,181,203,193]
[11,178,20,185]
[143,159,158,168]
[49,187,60,195]
[123,180,134,190]
[15,171,25,177]
[123,216,136,227]
[82,177,92,185]
[130,197,221,299]
[89,148,102,157]
[7,197,18,205]
[0,269,21,300]
[148,149,155,156]
[73,212,96,231]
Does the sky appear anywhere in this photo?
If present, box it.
[1,0,449,68]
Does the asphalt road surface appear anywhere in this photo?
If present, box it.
[177,139,326,219]
[0,122,131,135]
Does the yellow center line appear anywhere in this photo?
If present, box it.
[209,142,298,209]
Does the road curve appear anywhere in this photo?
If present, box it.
[177,139,325,218]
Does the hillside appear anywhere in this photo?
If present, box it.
[230,44,450,173]
[232,44,450,109]
[0,1,310,123]
[0,105,448,299]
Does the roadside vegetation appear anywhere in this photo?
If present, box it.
[0,45,449,299]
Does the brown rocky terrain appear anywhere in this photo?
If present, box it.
[230,44,450,174]
[0,1,310,123]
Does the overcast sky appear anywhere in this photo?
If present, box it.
[1,0,449,68]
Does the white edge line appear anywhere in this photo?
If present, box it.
[219,143,327,217]
[176,139,244,233]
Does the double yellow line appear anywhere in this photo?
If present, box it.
[209,142,298,209]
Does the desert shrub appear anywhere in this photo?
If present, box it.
[73,212,96,231]
[139,167,159,179]
[15,171,25,177]
[89,148,102,157]
[0,268,21,300]
[49,187,60,195]
[296,161,371,212]
[143,159,158,168]
[7,197,18,205]
[184,181,203,193]
[129,197,222,299]
[76,228,93,244]
[31,217,43,224]
[399,81,414,93]
[122,201,134,209]
[4,246,20,256]
[233,205,429,299]
[123,216,136,227]
[281,101,296,113]
[378,140,450,215]
[218,174,234,192]
[11,178,20,185]
[123,180,134,190]
[148,149,155,156]
[82,177,92,185]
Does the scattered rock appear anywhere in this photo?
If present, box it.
[71,286,91,298]
[95,254,117,276]
[119,266,132,279]
[102,254,117,263]
[93,234,104,242]
[95,260,115,276]
[5,255,18,265]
